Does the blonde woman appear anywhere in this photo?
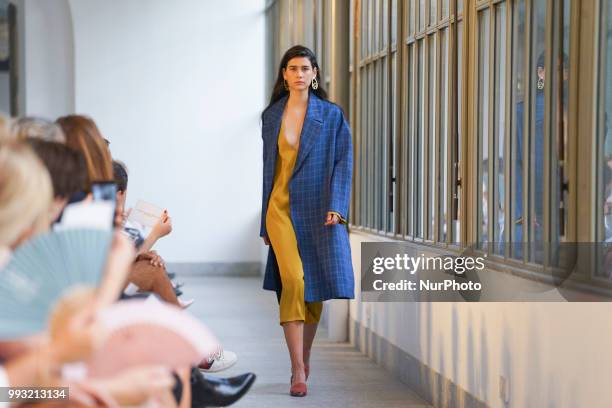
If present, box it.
[0,142,53,250]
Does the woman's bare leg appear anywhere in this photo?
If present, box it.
[282,321,306,385]
[302,323,318,368]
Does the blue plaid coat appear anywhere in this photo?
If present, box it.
[260,93,355,302]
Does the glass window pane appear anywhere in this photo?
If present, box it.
[458,0,463,15]
[409,0,416,36]
[550,0,571,246]
[530,0,546,263]
[511,0,526,259]
[419,0,425,32]
[429,35,437,240]
[406,44,414,236]
[455,20,463,243]
[391,53,397,232]
[391,0,397,45]
[600,0,612,244]
[478,9,491,244]
[493,3,507,255]
[442,0,449,19]
[360,69,368,225]
[417,41,425,238]
[368,65,375,228]
[383,58,390,231]
[383,0,389,49]
[440,28,449,242]
[373,0,379,53]
[362,0,368,57]
[429,0,437,26]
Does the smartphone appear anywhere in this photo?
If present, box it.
[91,182,117,227]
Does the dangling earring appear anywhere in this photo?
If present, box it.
[284,80,289,91]
[311,77,319,90]
[537,77,544,90]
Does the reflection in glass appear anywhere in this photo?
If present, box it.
[512,0,526,259]
[442,0,449,19]
[530,0,546,263]
[494,4,507,255]
[478,9,490,244]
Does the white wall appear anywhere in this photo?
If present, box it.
[349,232,612,407]
[18,0,75,117]
[68,0,266,263]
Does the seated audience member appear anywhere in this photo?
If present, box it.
[111,160,238,373]
[0,141,53,249]
[1,133,255,406]
[0,141,180,406]
[56,115,114,195]
[27,138,88,223]
[12,116,66,143]
[112,160,188,308]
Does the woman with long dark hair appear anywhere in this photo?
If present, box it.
[260,45,354,397]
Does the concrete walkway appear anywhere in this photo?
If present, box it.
[180,275,431,408]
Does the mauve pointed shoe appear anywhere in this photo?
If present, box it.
[290,381,307,397]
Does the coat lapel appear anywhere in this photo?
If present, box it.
[293,94,323,177]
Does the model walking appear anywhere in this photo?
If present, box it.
[260,45,354,397]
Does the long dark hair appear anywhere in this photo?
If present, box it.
[264,45,328,115]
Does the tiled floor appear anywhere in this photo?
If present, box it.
[179,275,432,407]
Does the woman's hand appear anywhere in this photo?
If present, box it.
[151,211,173,239]
[262,235,270,245]
[324,212,340,226]
[138,250,165,268]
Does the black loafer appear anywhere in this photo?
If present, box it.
[191,369,256,407]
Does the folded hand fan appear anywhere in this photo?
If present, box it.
[0,228,113,339]
[87,299,220,377]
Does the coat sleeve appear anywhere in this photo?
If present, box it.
[328,111,353,222]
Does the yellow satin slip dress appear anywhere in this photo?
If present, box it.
[265,124,323,325]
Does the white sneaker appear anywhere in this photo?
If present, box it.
[179,298,195,309]
[198,348,238,373]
